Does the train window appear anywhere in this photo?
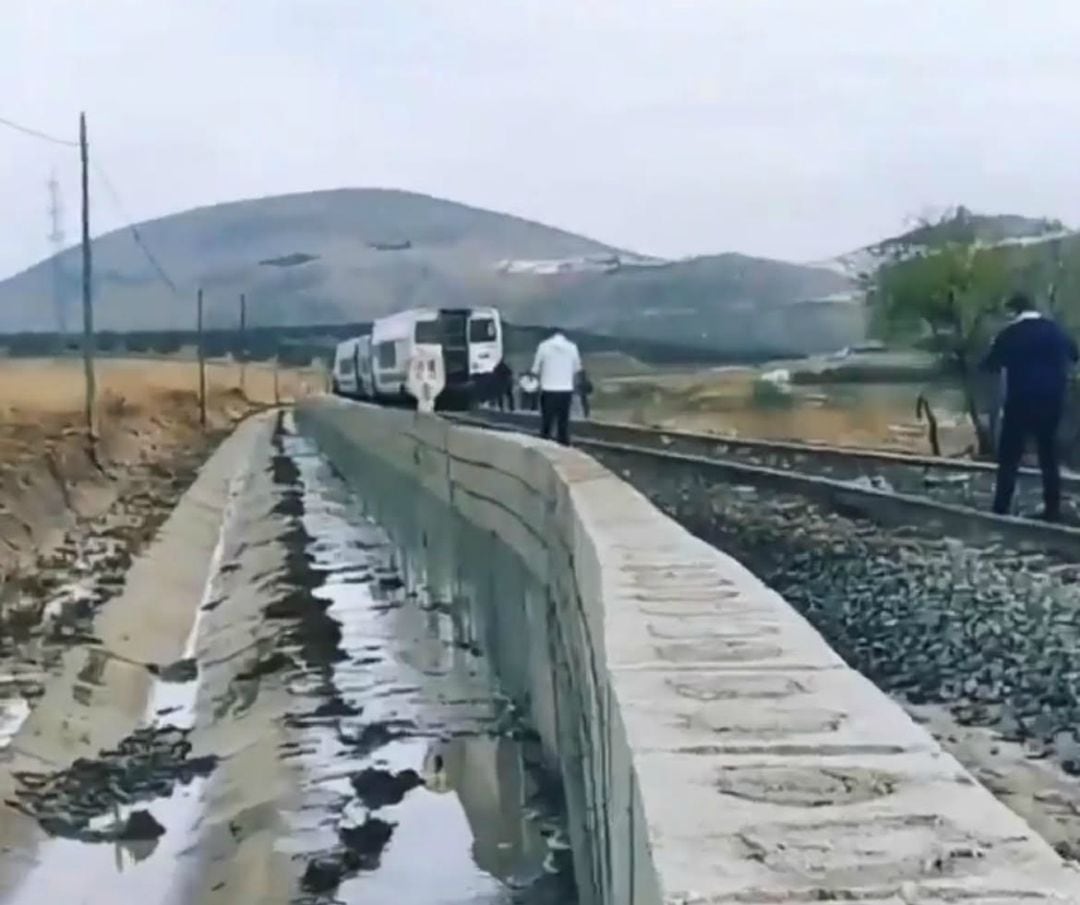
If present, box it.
[377,342,396,368]
[469,318,496,342]
[414,320,441,344]
[337,358,351,376]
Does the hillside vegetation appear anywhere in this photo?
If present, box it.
[521,252,859,354]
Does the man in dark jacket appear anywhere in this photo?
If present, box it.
[491,359,514,412]
[981,292,1078,520]
[577,368,594,419]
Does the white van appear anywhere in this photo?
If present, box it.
[369,307,502,407]
[331,336,373,398]
[370,309,432,401]
[332,338,361,397]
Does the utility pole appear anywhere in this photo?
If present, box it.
[238,292,246,398]
[197,288,206,429]
[79,112,96,446]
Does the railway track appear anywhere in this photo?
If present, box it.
[456,410,1080,555]
[453,407,1080,860]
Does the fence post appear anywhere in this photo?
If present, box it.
[238,292,246,399]
[197,288,206,429]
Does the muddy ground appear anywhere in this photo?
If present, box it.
[0,361,319,752]
[0,408,575,904]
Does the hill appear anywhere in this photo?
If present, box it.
[0,188,618,333]
[0,188,867,356]
[822,207,1071,280]
[517,252,860,355]
[26,193,1080,359]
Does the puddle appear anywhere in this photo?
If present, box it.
[0,696,30,750]
[272,419,577,903]
[0,475,242,905]
[0,469,203,757]
[0,414,577,904]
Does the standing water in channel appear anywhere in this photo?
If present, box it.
[0,412,576,905]
[275,417,577,902]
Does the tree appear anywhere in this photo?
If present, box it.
[868,241,1012,456]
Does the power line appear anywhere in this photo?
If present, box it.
[91,159,178,294]
[1,112,178,297]
[0,114,78,147]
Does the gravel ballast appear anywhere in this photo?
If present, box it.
[594,447,1080,856]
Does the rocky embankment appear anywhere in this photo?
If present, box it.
[596,446,1080,859]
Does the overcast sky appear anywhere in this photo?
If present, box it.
[4,0,1080,279]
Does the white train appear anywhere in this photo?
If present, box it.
[332,307,502,409]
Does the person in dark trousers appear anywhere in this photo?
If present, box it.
[492,359,514,412]
[577,368,593,419]
[982,291,1078,521]
[530,329,581,446]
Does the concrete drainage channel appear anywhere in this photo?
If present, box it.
[299,398,1080,904]
[0,410,576,905]
[6,398,1080,903]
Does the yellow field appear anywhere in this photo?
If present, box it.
[0,357,323,418]
[592,368,975,454]
[0,357,325,580]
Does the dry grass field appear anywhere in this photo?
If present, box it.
[0,357,324,585]
[0,357,321,418]
[591,367,975,454]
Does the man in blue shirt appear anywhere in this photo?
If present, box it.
[981,292,1078,520]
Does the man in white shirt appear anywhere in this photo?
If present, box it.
[530,330,582,445]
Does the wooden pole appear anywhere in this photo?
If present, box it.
[238,292,247,398]
[197,288,206,428]
[79,112,96,444]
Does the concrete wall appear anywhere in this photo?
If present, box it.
[297,397,1080,905]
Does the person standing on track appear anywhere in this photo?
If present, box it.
[981,291,1078,521]
[491,358,514,412]
[530,329,582,446]
[577,368,593,419]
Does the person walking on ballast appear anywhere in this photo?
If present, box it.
[530,329,582,446]
[982,291,1078,521]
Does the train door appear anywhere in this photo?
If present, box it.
[438,309,471,390]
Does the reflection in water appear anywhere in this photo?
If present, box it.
[288,428,576,904]
[423,735,553,887]
[0,780,206,905]
[114,833,159,868]
[0,467,236,905]
[0,419,577,905]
